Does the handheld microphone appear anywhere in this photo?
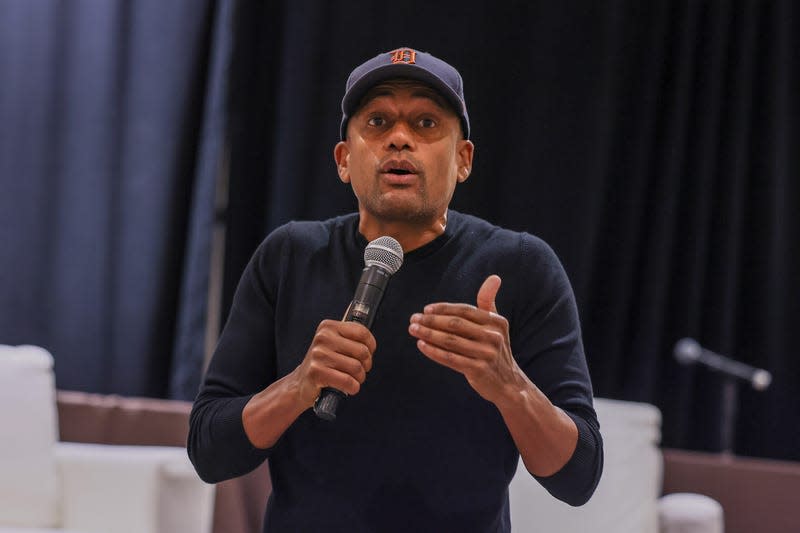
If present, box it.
[313,236,404,420]
[673,338,772,391]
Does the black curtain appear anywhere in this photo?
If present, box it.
[224,0,799,461]
[1,0,797,462]
[0,0,232,399]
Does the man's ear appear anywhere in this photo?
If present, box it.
[334,142,351,183]
[456,140,474,183]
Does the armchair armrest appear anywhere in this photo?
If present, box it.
[55,442,214,533]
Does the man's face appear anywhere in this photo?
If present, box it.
[334,80,473,227]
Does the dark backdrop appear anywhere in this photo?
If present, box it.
[1,0,797,462]
[224,0,799,462]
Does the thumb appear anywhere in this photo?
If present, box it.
[476,275,501,314]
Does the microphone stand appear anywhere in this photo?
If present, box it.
[674,338,772,458]
[719,376,739,458]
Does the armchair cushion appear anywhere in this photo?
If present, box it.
[0,345,60,528]
[55,442,214,533]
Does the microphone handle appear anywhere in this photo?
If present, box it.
[313,266,390,421]
[699,348,753,381]
[700,348,772,390]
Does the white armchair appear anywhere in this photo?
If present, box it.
[509,397,723,533]
[0,345,214,533]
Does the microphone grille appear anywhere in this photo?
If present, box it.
[752,369,772,391]
[674,337,702,365]
[364,236,404,274]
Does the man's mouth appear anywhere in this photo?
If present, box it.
[380,159,418,176]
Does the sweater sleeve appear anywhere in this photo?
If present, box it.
[510,234,604,506]
[187,227,289,483]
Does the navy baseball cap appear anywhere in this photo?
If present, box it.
[340,47,470,140]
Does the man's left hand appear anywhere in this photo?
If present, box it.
[408,274,524,406]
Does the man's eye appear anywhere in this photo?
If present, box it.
[419,118,436,128]
[367,116,385,127]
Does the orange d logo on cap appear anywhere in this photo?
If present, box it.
[390,48,417,65]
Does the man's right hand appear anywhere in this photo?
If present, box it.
[243,319,376,449]
[292,319,377,408]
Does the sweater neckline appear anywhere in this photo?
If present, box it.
[353,211,459,264]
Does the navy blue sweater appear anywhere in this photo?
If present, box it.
[189,211,603,532]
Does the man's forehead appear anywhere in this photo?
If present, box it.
[357,79,450,110]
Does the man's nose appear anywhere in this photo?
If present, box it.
[385,121,415,151]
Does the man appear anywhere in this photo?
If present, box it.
[189,47,603,532]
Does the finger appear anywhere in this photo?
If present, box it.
[410,312,485,341]
[408,320,492,360]
[307,343,369,380]
[410,304,508,343]
[421,302,494,325]
[311,329,374,374]
[334,337,373,373]
[333,320,378,354]
[476,274,501,314]
[321,370,363,396]
[304,348,368,396]
[335,335,374,368]
[317,320,376,362]
[415,338,481,374]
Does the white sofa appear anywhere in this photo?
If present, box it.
[510,397,723,533]
[0,345,215,533]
